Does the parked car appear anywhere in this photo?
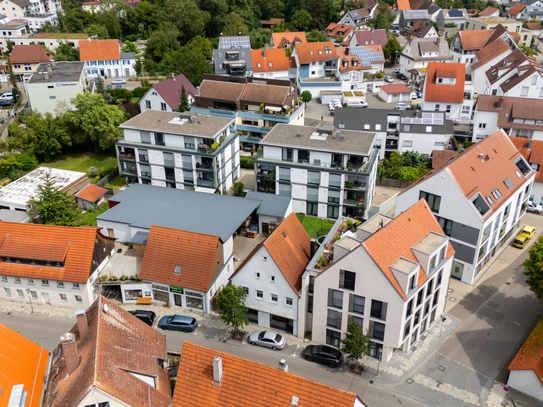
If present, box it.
[0,99,14,106]
[513,226,537,249]
[303,345,343,368]
[248,331,286,350]
[115,84,123,89]
[395,30,400,37]
[395,103,410,110]
[93,77,104,82]
[128,310,156,327]
[106,85,113,90]
[526,201,542,214]
[396,73,407,80]
[410,92,417,100]
[384,75,394,83]
[347,99,368,108]
[416,91,422,98]
[0,93,13,101]
[112,78,126,85]
[520,225,536,239]
[158,315,198,332]
[394,68,400,73]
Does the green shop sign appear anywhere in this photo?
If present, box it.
[169,285,184,293]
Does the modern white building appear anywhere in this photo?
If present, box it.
[395,130,535,285]
[378,84,412,103]
[0,32,89,52]
[230,213,310,336]
[117,111,239,193]
[299,199,454,362]
[510,137,543,208]
[436,8,468,28]
[254,124,379,219]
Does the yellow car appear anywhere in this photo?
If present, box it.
[512,226,536,249]
[521,226,536,239]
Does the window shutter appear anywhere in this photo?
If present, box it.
[348,294,354,312]
[336,311,342,329]
[381,302,388,321]
[369,320,375,338]
[328,288,333,306]
[339,270,345,288]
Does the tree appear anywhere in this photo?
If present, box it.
[133,59,143,77]
[7,59,17,90]
[186,35,213,60]
[271,21,286,33]
[366,1,395,30]
[122,40,137,53]
[429,20,439,31]
[306,29,328,42]
[162,0,210,43]
[200,0,229,38]
[301,90,312,103]
[87,23,110,39]
[290,9,312,31]
[524,237,543,302]
[223,12,250,36]
[382,34,402,62]
[162,45,213,85]
[341,320,370,371]
[28,173,82,226]
[177,86,190,112]
[54,42,80,61]
[6,39,13,54]
[215,285,249,332]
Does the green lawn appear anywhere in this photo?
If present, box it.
[296,213,335,239]
[82,202,108,226]
[106,175,127,190]
[41,152,117,176]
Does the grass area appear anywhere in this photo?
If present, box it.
[131,97,140,103]
[106,175,127,190]
[82,202,108,226]
[296,213,335,238]
[41,152,117,176]
[236,191,247,197]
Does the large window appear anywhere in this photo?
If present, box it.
[420,191,441,213]
[328,289,343,309]
[369,320,385,340]
[370,299,387,321]
[349,294,365,314]
[327,205,339,219]
[369,341,383,359]
[326,329,341,347]
[327,309,342,329]
[125,289,142,300]
[406,299,413,319]
[309,276,315,293]
[417,289,423,306]
[153,288,169,303]
[307,202,318,216]
[339,270,356,290]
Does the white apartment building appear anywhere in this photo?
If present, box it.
[255,124,379,219]
[395,130,535,285]
[298,199,454,362]
[117,111,239,193]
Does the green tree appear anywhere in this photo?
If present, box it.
[87,23,110,39]
[383,34,402,63]
[144,23,181,63]
[6,39,13,53]
[122,40,137,53]
[162,45,213,85]
[524,236,543,302]
[177,86,190,112]
[271,21,286,32]
[223,12,250,36]
[290,9,312,31]
[429,20,439,31]
[201,0,229,38]
[341,320,371,371]
[133,59,143,77]
[257,0,285,20]
[54,42,80,61]
[7,59,17,90]
[163,0,210,43]
[306,29,328,42]
[301,90,312,103]
[367,1,395,30]
[215,285,249,332]
[186,35,213,60]
[28,173,82,226]
[444,22,458,28]
[249,28,272,49]
[95,80,114,104]
[398,166,419,181]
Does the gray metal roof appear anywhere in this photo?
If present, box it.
[0,210,29,223]
[130,231,149,245]
[120,52,136,59]
[97,184,261,242]
[212,48,253,74]
[27,61,85,84]
[245,191,292,217]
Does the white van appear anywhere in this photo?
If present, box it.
[347,99,368,108]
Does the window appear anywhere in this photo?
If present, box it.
[308,295,313,313]
[155,133,164,146]
[426,279,434,298]
[437,269,443,287]
[408,275,417,291]
[256,290,263,299]
[309,276,315,293]
[433,289,440,307]
[426,126,432,133]
[4,287,11,296]
[492,188,502,200]
[339,270,356,290]
[406,299,413,319]
[242,286,249,295]
[348,294,365,315]
[160,102,167,111]
[270,276,275,283]
[29,291,37,300]
[326,329,341,347]
[446,105,451,113]
[403,140,413,147]
[145,100,151,109]
[479,123,486,129]
[74,295,82,304]
[532,75,538,85]
[369,320,385,340]
[420,191,441,213]
[404,321,411,339]
[271,294,278,303]
[42,279,49,286]
[255,272,260,279]
[73,283,80,289]
[370,300,387,321]
[286,297,293,306]
[58,281,64,288]
[328,289,343,309]
[520,87,529,97]
[327,309,342,329]
[14,277,20,283]
[486,195,494,206]
[434,104,440,111]
[16,289,23,298]
[28,278,34,285]
[1,275,6,282]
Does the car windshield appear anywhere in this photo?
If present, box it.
[167,316,173,323]
[275,334,283,342]
[312,346,320,355]
[258,332,265,340]
[515,239,523,244]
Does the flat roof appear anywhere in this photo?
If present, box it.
[120,111,234,137]
[0,167,86,209]
[413,232,446,253]
[391,258,417,273]
[336,236,361,250]
[31,32,89,39]
[98,184,262,242]
[0,24,25,29]
[27,61,85,84]
[245,191,292,218]
[359,214,393,234]
[260,124,376,155]
[468,16,517,24]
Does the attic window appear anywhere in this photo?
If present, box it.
[325,46,332,54]
[257,63,261,67]
[486,195,494,206]
[310,51,313,55]
[269,62,272,67]
[491,188,502,200]
[505,113,509,118]
[503,177,514,190]
[174,265,181,275]
[515,170,522,179]
[472,192,490,216]
[515,156,530,175]
[319,50,322,54]
[364,124,370,129]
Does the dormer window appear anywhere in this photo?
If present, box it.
[268,62,272,67]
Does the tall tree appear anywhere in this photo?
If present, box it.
[200,0,229,37]
[177,86,190,112]
[162,46,213,85]
[367,1,395,31]
[341,320,371,371]
[524,236,543,302]
[87,23,110,39]
[54,42,80,61]
[163,0,210,43]
[28,173,82,226]
[7,59,17,90]
[215,285,249,333]
[290,9,312,31]
[383,34,402,62]
[223,12,250,36]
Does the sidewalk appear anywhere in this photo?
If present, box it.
[1,85,27,140]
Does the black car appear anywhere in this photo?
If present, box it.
[158,314,198,332]
[128,310,156,326]
[303,345,343,368]
[0,99,14,107]
[396,72,407,80]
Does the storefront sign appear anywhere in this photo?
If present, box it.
[169,285,184,293]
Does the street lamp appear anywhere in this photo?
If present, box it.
[395,51,398,69]
[26,288,33,313]
[440,316,447,337]
[376,347,383,377]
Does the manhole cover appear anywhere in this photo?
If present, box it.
[439,365,446,372]
[449,297,457,302]
[406,378,414,384]
[448,288,454,293]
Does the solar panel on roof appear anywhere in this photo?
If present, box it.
[448,9,463,17]
[219,36,251,49]
[432,118,443,125]
[412,118,422,124]
[422,118,433,124]
[422,113,433,118]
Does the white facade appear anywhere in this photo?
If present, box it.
[507,370,543,402]
[483,70,543,99]
[470,49,514,96]
[1,0,29,19]
[378,88,410,103]
[85,55,136,79]
[139,88,194,114]
[399,41,451,76]
[472,110,500,141]
[0,35,86,52]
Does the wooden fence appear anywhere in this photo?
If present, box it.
[376,177,413,189]
[95,167,119,188]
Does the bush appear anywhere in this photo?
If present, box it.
[132,86,151,99]
[240,156,254,169]
[88,166,100,177]
[233,181,244,196]
[14,153,37,171]
[464,141,476,149]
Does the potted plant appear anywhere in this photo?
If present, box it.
[120,274,128,281]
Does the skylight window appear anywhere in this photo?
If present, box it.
[174,265,181,275]
[319,50,322,54]
[515,170,521,179]
[486,195,494,206]
[491,188,502,200]
[503,177,513,190]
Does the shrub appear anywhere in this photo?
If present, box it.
[88,166,100,177]
[240,156,254,169]
[132,86,151,98]
[15,153,37,171]
[120,274,128,281]
[464,141,475,149]
[233,181,244,196]
[346,219,353,226]
[335,235,341,241]
[100,275,108,281]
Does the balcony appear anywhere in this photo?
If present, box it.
[196,162,214,171]
[166,174,175,181]
[121,167,137,176]
[257,170,276,180]
[164,159,175,167]
[119,153,136,162]
[257,153,371,174]
[181,161,192,170]
[344,181,366,192]
[196,179,214,188]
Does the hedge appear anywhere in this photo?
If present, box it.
[240,156,254,169]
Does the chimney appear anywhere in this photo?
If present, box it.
[497,97,503,110]
[528,139,533,151]
[31,204,41,224]
[171,73,175,80]
[279,359,288,372]
[263,47,266,59]
[478,153,484,162]
[75,308,88,338]
[310,239,316,258]
[44,71,49,80]
[46,64,52,73]
[213,356,223,386]
[60,333,79,375]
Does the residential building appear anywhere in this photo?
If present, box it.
[350,28,388,47]
[325,22,355,43]
[0,32,89,52]
[0,223,115,307]
[271,31,307,48]
[479,6,501,17]
[408,0,433,10]
[508,316,543,401]
[399,37,452,81]
[1,0,31,19]
[395,130,535,285]
[0,22,27,38]
[378,84,412,103]
[0,167,87,211]
[339,8,371,30]
[211,48,253,77]
[75,184,107,211]
[464,17,533,46]
[45,296,171,407]
[245,191,293,235]
[470,44,516,97]
[427,4,442,20]
[510,137,543,206]
[79,38,136,79]
[408,20,439,39]
[139,74,197,113]
[300,199,453,362]
[117,111,238,192]
[218,35,250,49]
[260,17,284,29]
[250,47,297,80]
[508,0,543,21]
[472,96,543,141]
[507,3,530,19]
[230,213,310,336]
[9,43,51,80]
[0,322,49,407]
[524,22,543,36]
[436,8,468,28]
[24,61,87,115]
[333,108,454,159]
[192,74,303,149]
[254,124,379,219]
[399,10,429,34]
[421,62,474,121]
[173,342,368,407]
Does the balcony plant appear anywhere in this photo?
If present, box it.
[198,143,211,152]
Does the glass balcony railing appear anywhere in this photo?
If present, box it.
[166,175,175,181]
[279,189,290,196]
[279,174,290,181]
[185,178,194,184]
[307,177,320,185]
[164,159,175,167]
[329,180,341,187]
[121,168,137,176]
[197,179,214,188]
[307,193,319,202]
[182,161,192,169]
[141,171,151,177]
[139,155,149,162]
[257,153,370,174]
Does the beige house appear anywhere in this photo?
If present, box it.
[1,0,31,20]
[9,44,52,80]
[464,17,533,47]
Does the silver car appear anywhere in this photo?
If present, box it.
[248,331,286,350]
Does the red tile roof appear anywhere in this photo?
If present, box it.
[423,62,465,104]
[470,38,511,71]
[380,84,412,94]
[294,42,338,64]
[336,45,384,71]
[353,29,388,46]
[9,44,52,64]
[507,3,526,16]
[432,150,458,168]
[524,22,542,31]
[151,74,197,110]
[363,199,453,300]
[0,323,49,407]
[397,0,410,10]
[138,225,221,292]
[272,32,307,48]
[46,296,171,407]
[509,317,543,386]
[457,30,494,50]
[79,39,120,61]
[173,342,360,407]
[510,137,543,183]
[75,184,107,203]
[478,6,499,16]
[251,48,297,73]
[476,95,543,135]
[325,22,355,39]
[0,223,115,283]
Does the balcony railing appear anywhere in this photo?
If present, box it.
[119,153,136,161]
[279,174,290,181]
[141,171,151,177]
[279,189,290,196]
[164,159,175,167]
[307,193,319,202]
[329,180,341,187]
[307,177,320,185]
[258,170,276,179]
[166,175,175,181]
[196,162,213,171]
[121,168,137,176]
[139,155,149,162]
[184,178,194,185]
[344,181,366,191]
[196,179,214,188]
[182,161,192,170]
[257,153,370,173]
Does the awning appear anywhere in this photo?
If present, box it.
[265,106,282,112]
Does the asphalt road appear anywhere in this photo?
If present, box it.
[0,311,429,407]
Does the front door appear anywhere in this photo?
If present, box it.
[262,223,269,235]
[100,69,105,76]
[107,228,114,238]
[42,292,50,304]
[451,261,464,280]
[174,293,182,307]
[82,201,87,211]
